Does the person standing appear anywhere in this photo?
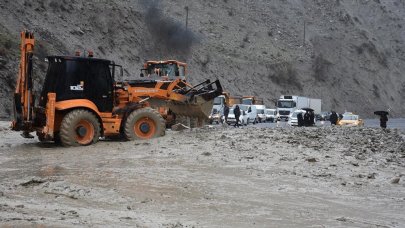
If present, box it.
[223,104,229,124]
[309,111,315,126]
[234,105,241,127]
[380,114,388,129]
[297,112,303,127]
[330,111,338,125]
[304,111,310,126]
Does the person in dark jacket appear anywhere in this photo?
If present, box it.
[234,105,241,127]
[309,111,315,126]
[297,112,303,127]
[223,104,230,124]
[303,111,310,126]
[380,114,388,129]
[330,111,338,125]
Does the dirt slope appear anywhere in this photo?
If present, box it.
[0,0,404,119]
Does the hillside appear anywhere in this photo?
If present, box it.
[0,0,404,119]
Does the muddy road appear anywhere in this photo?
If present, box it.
[0,121,404,227]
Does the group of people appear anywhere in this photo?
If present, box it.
[297,110,315,127]
[220,104,242,128]
[224,106,390,129]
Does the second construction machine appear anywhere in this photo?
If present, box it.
[12,31,222,146]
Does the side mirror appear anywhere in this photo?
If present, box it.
[140,73,144,77]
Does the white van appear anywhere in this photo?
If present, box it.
[254,105,266,123]
[288,109,306,126]
[265,109,277,122]
[237,104,258,125]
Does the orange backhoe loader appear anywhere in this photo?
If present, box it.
[12,31,222,146]
[137,60,186,127]
[137,60,219,127]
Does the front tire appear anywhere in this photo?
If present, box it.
[124,107,165,140]
[59,109,101,147]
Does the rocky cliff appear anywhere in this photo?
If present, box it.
[0,0,404,118]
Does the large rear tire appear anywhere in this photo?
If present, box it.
[124,107,165,140]
[59,109,101,147]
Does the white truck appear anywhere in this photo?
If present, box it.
[212,95,226,113]
[209,95,226,124]
[276,95,321,121]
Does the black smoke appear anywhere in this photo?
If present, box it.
[142,0,198,55]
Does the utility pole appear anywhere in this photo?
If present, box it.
[185,6,189,30]
[303,20,306,47]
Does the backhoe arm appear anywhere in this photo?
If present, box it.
[12,31,35,131]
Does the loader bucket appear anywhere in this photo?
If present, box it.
[167,79,223,119]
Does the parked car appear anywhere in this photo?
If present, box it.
[265,109,277,122]
[337,113,364,126]
[209,109,222,124]
[254,105,266,123]
[227,108,243,125]
[287,109,306,126]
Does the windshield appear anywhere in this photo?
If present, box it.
[146,63,183,78]
[257,109,264,114]
[238,105,248,111]
[266,110,274,115]
[342,115,358,120]
[242,99,253,105]
[213,97,224,105]
[291,111,304,118]
[277,100,296,108]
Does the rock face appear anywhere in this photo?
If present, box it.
[0,0,404,119]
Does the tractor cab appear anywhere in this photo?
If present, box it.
[39,56,120,112]
[140,60,186,80]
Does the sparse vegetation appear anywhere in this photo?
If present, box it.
[312,54,331,82]
[267,61,302,90]
[372,84,380,98]
[356,41,388,67]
